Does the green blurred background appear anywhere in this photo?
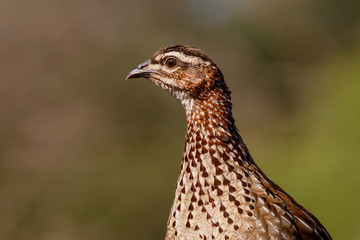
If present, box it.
[1,0,359,239]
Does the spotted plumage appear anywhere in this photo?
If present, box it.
[126,45,331,240]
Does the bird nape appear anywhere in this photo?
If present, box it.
[126,45,331,240]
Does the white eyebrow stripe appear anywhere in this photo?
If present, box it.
[155,51,211,66]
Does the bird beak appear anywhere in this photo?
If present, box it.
[126,59,161,80]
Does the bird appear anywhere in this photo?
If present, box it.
[126,45,331,240]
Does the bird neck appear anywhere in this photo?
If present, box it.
[182,91,254,179]
[166,92,256,238]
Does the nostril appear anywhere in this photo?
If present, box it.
[138,59,150,69]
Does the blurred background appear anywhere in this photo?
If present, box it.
[1,0,359,239]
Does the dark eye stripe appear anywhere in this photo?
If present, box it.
[150,59,160,65]
[153,53,206,69]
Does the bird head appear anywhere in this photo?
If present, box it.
[126,45,228,110]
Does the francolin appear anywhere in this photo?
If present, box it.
[126,45,331,240]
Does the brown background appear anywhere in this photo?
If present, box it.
[1,0,360,239]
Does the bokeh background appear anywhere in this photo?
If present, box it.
[1,0,360,239]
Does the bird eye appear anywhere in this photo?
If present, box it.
[165,57,178,68]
